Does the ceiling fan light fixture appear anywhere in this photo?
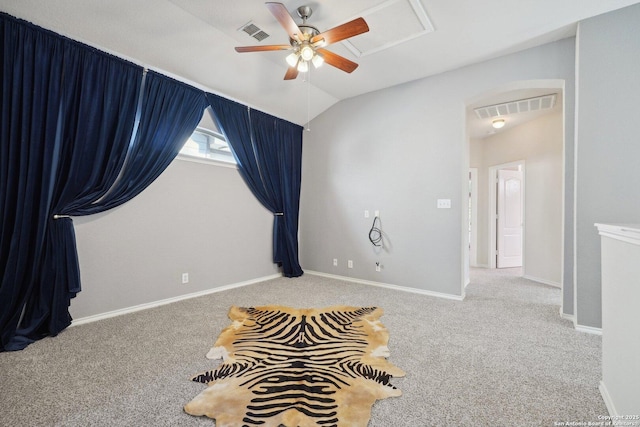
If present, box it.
[299,44,315,61]
[285,52,299,67]
[492,118,506,129]
[297,60,309,73]
[234,3,369,80]
[311,53,324,68]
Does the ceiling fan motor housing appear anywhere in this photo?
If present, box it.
[292,25,319,44]
[292,5,319,43]
[296,5,312,21]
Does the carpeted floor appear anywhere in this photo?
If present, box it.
[0,268,606,426]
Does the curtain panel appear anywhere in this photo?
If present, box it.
[12,37,144,349]
[1,11,304,351]
[13,71,208,350]
[207,94,304,277]
[0,13,208,351]
[1,14,69,351]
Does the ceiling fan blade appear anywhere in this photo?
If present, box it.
[311,17,369,46]
[266,2,302,41]
[284,66,299,80]
[316,48,359,73]
[235,45,292,52]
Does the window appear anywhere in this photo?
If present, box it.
[179,127,236,164]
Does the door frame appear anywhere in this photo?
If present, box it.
[488,160,525,270]
[469,168,478,267]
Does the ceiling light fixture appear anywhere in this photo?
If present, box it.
[289,45,323,73]
[311,53,324,68]
[297,59,309,72]
[299,44,314,61]
[283,6,327,74]
[492,118,506,129]
[285,52,299,67]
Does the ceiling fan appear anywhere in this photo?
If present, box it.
[235,2,369,80]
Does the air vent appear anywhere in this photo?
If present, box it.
[239,21,270,42]
[474,94,557,119]
[252,30,269,41]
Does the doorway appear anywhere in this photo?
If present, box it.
[464,80,567,311]
[488,161,525,270]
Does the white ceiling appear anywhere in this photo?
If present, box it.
[1,0,638,127]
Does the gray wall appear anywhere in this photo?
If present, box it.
[71,158,278,319]
[300,39,575,298]
[471,110,564,285]
[574,3,640,328]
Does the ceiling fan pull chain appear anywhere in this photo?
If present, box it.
[306,67,311,132]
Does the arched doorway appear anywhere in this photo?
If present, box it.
[464,79,566,290]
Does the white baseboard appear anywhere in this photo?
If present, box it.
[567,310,602,335]
[559,306,576,323]
[522,275,561,288]
[599,381,617,418]
[471,264,489,268]
[574,323,602,335]
[71,273,282,327]
[306,270,465,301]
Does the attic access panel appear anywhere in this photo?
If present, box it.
[342,0,434,58]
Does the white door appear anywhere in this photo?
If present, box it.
[497,169,523,268]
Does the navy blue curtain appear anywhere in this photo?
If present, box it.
[78,72,208,213]
[15,40,144,349]
[0,14,144,351]
[207,94,303,277]
[0,14,208,351]
[0,14,67,351]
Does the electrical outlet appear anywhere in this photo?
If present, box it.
[437,199,451,209]
[375,263,381,272]
[364,210,370,218]
[333,258,338,267]
[181,273,189,284]
[348,260,353,269]
[374,210,380,218]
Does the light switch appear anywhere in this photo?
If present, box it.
[437,199,451,209]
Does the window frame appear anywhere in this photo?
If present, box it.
[177,126,237,169]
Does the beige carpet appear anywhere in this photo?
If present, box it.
[0,268,606,426]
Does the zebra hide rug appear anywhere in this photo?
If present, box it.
[184,305,405,427]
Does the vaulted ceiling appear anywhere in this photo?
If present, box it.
[2,0,638,128]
